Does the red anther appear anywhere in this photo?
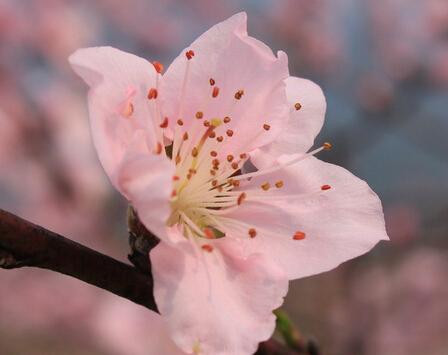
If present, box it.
[152,61,164,74]
[186,49,195,60]
[239,153,247,159]
[209,78,215,86]
[275,180,284,188]
[217,136,224,142]
[226,129,234,137]
[172,175,180,181]
[294,102,302,111]
[203,120,210,127]
[201,244,214,252]
[212,158,220,166]
[212,86,220,98]
[227,155,234,162]
[183,132,189,141]
[323,142,333,150]
[293,231,306,240]
[209,131,216,138]
[203,228,215,239]
[154,142,163,155]
[177,119,184,126]
[171,189,177,198]
[237,192,246,205]
[210,151,218,157]
[231,162,239,170]
[263,124,271,131]
[248,228,257,238]
[321,184,331,191]
[195,111,204,119]
[261,182,270,191]
[192,147,199,157]
[223,116,231,124]
[234,89,244,100]
[159,117,169,128]
[147,88,158,100]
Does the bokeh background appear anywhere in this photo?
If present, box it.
[1,1,447,354]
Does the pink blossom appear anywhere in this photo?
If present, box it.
[69,12,388,355]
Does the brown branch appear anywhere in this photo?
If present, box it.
[0,208,316,354]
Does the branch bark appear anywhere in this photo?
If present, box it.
[0,208,315,354]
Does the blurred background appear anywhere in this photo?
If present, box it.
[0,1,447,354]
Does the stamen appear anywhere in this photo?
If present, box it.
[152,61,164,74]
[226,129,234,137]
[248,228,257,238]
[209,78,215,86]
[235,89,244,100]
[275,180,284,188]
[203,120,210,127]
[195,111,204,119]
[263,124,271,131]
[159,117,169,128]
[239,153,247,159]
[223,116,231,124]
[209,131,216,138]
[201,244,214,252]
[183,132,189,141]
[210,151,218,157]
[321,184,331,191]
[293,231,306,240]
[294,102,302,110]
[177,119,184,126]
[217,136,224,142]
[227,155,234,162]
[185,49,195,60]
[212,86,220,98]
[147,88,158,100]
[231,162,239,170]
[261,182,270,191]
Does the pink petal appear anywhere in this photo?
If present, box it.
[224,156,388,280]
[69,47,159,186]
[117,149,174,241]
[252,77,326,168]
[160,12,289,156]
[151,235,288,355]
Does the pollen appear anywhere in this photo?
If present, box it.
[226,129,234,137]
[323,142,333,150]
[275,180,284,188]
[212,86,220,98]
[248,228,257,238]
[177,119,184,126]
[209,78,215,86]
[235,89,244,100]
[237,192,246,205]
[147,88,158,100]
[185,49,195,60]
[152,61,164,74]
[159,117,169,128]
[321,184,331,191]
[263,124,271,131]
[195,111,204,119]
[201,244,214,252]
[294,102,302,111]
[293,231,306,240]
[223,116,231,124]
[261,182,270,191]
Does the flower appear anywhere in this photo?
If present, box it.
[69,12,388,355]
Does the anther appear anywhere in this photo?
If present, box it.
[217,136,224,142]
[211,179,218,187]
[235,89,244,100]
[232,180,240,187]
[212,86,220,98]
[226,129,234,137]
[192,147,199,157]
[159,117,169,128]
[152,61,164,74]
[263,124,271,131]
[227,155,234,162]
[172,175,180,181]
[154,142,163,155]
[261,182,270,191]
[195,111,204,119]
[323,142,333,150]
[239,153,247,159]
[183,132,189,141]
[275,180,284,188]
[321,184,331,191]
[231,162,239,170]
[209,78,215,86]
[212,158,220,166]
[189,169,197,174]
[185,49,195,60]
[293,231,306,240]
[175,155,181,165]
[201,244,214,252]
[210,169,216,176]
[223,116,231,124]
[147,88,158,100]
[294,102,302,111]
[209,131,216,138]
[171,189,177,198]
[177,119,184,126]
[203,120,210,127]
[210,151,218,157]
[248,228,257,238]
[237,192,246,205]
